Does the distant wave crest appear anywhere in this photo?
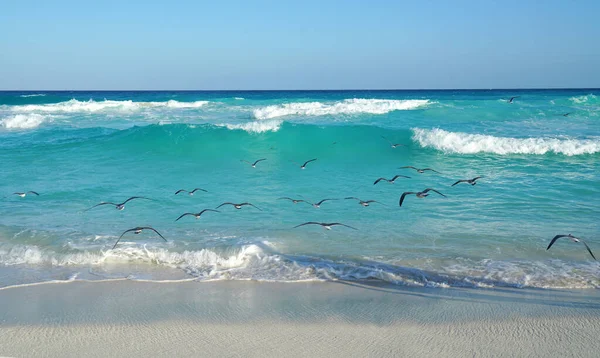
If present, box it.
[253,99,430,119]
[570,94,597,104]
[19,94,47,98]
[9,99,210,113]
[412,128,600,156]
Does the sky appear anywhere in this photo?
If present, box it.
[1,0,599,90]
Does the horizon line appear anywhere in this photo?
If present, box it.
[1,87,599,92]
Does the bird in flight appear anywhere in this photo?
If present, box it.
[451,176,483,186]
[546,234,596,260]
[241,158,267,168]
[399,189,446,207]
[292,158,317,169]
[216,202,262,211]
[563,112,573,117]
[11,191,39,198]
[175,188,207,196]
[278,197,307,204]
[344,197,385,207]
[506,96,519,103]
[293,222,357,230]
[399,166,441,174]
[381,136,405,148]
[307,198,337,208]
[175,209,220,222]
[86,196,152,211]
[373,175,410,185]
[112,227,167,250]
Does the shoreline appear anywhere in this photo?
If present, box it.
[1,280,599,357]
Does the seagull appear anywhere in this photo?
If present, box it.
[546,234,596,260]
[399,166,441,174]
[216,202,262,211]
[86,196,152,211]
[175,188,207,196]
[381,136,405,148]
[451,176,483,186]
[12,191,39,198]
[175,209,220,221]
[293,222,357,230]
[344,197,385,207]
[307,199,337,208]
[241,158,267,168]
[399,189,446,207]
[293,158,317,169]
[278,197,307,204]
[112,226,167,250]
[563,112,573,117]
[506,96,519,103]
[373,175,411,185]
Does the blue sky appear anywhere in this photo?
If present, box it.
[1,0,599,89]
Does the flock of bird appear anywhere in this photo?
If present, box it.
[3,96,594,260]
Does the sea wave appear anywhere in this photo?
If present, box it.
[253,99,430,119]
[570,94,597,104]
[19,94,47,98]
[8,99,210,113]
[412,128,600,156]
[0,113,49,129]
[1,244,598,289]
[223,120,282,133]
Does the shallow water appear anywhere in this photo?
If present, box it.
[1,90,598,288]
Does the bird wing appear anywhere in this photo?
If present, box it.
[278,197,293,201]
[399,192,415,207]
[546,235,569,250]
[580,239,597,260]
[199,209,220,215]
[293,222,320,228]
[191,188,208,193]
[85,202,117,211]
[422,168,441,173]
[316,199,336,205]
[140,227,167,242]
[451,180,466,186]
[112,228,140,249]
[424,188,446,197]
[391,175,411,181]
[373,178,386,185]
[344,197,360,201]
[241,160,251,165]
[330,223,358,230]
[175,213,194,222]
[472,176,483,181]
[302,158,317,167]
[27,191,40,196]
[381,136,392,144]
[399,166,417,171]
[122,196,151,204]
[175,189,187,195]
[253,158,267,166]
[241,203,262,211]
[216,202,234,209]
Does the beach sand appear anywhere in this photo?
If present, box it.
[1,280,599,357]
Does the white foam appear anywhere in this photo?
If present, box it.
[9,99,209,113]
[570,94,597,104]
[223,120,282,133]
[412,128,600,156]
[253,99,430,119]
[234,97,245,100]
[0,114,48,129]
[19,93,46,98]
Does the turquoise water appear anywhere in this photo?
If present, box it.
[0,90,598,289]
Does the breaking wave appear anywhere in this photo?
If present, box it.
[0,114,49,129]
[253,99,430,119]
[8,99,210,113]
[223,120,282,133]
[412,128,600,156]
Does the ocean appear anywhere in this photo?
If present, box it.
[0,90,598,289]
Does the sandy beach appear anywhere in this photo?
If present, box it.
[0,280,599,357]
